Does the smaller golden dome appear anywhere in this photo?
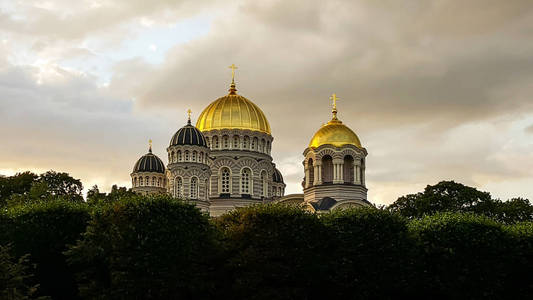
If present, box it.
[309,93,362,148]
[309,119,362,148]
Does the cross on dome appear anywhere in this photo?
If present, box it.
[228,64,238,94]
[330,93,339,120]
[148,139,152,153]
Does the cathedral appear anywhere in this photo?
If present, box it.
[130,66,371,216]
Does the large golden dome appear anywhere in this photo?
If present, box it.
[196,83,271,134]
[309,95,362,148]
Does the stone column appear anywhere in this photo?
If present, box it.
[332,159,344,184]
[315,163,322,185]
[304,166,310,188]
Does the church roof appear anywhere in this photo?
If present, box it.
[170,120,208,147]
[273,167,284,183]
[133,146,165,174]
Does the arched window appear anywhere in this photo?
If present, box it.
[241,168,251,194]
[260,139,265,153]
[321,155,333,183]
[221,168,230,193]
[192,151,197,162]
[308,158,314,186]
[243,136,249,149]
[206,137,210,148]
[152,177,156,186]
[134,177,137,187]
[266,141,271,154]
[213,136,219,149]
[145,176,149,186]
[233,136,240,149]
[177,151,182,162]
[140,177,143,186]
[261,170,267,197]
[157,178,161,187]
[176,177,183,198]
[252,137,257,150]
[190,177,198,199]
[278,187,282,196]
[343,155,354,184]
[185,151,189,161]
[199,152,204,163]
[223,135,229,149]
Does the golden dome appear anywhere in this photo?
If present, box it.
[196,82,271,134]
[309,94,362,148]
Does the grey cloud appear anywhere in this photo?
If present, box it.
[526,124,533,134]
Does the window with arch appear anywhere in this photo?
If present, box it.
[152,177,156,186]
[251,137,257,150]
[260,139,265,153]
[261,170,267,197]
[241,168,251,194]
[145,176,149,186]
[272,186,275,196]
[176,177,183,198]
[134,177,137,187]
[233,136,240,149]
[139,177,143,186]
[177,151,182,162]
[223,135,229,149]
[185,151,190,161]
[243,136,249,149]
[199,152,204,163]
[170,152,174,162]
[213,136,219,149]
[343,155,354,184]
[206,137,210,148]
[321,155,333,183]
[266,141,271,154]
[157,178,161,187]
[221,168,230,193]
[190,177,198,199]
[192,151,197,162]
[278,187,282,196]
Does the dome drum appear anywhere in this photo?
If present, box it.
[202,129,273,157]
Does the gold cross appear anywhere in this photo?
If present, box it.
[187,108,192,120]
[228,64,238,82]
[330,93,339,110]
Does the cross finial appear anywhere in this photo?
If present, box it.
[148,139,152,152]
[187,108,192,124]
[228,64,238,94]
[330,93,339,120]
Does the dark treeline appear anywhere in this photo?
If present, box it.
[0,171,532,299]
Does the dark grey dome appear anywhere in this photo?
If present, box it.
[312,197,337,211]
[273,167,284,183]
[170,120,208,147]
[133,148,165,173]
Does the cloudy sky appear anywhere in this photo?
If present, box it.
[1,0,533,204]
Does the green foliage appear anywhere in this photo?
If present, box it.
[86,184,136,206]
[215,204,333,299]
[0,244,46,300]
[502,221,533,296]
[409,213,510,298]
[389,181,533,224]
[388,181,491,218]
[0,172,38,206]
[0,200,91,300]
[66,195,217,299]
[321,207,418,298]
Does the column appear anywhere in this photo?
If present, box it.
[339,162,344,183]
[315,163,322,185]
[332,159,343,184]
[304,167,310,188]
[354,162,360,184]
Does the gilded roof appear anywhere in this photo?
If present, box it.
[309,119,362,148]
[196,85,271,134]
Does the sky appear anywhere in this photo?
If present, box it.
[1,0,533,205]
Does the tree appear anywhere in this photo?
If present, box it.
[388,181,492,218]
[66,195,217,299]
[38,171,83,201]
[214,204,332,299]
[0,172,38,206]
[0,244,44,300]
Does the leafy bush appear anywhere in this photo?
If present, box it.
[409,213,510,298]
[214,204,332,299]
[66,195,217,299]
[0,200,91,300]
[0,244,45,300]
[503,221,533,296]
[321,207,418,298]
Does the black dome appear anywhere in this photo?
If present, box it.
[170,120,208,147]
[133,149,165,173]
[273,167,284,183]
